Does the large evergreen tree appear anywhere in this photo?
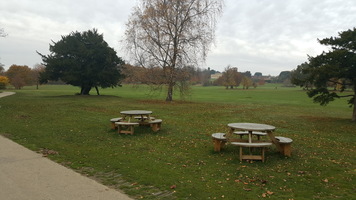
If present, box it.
[292,28,356,121]
[38,29,124,95]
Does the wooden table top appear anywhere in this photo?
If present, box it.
[120,110,152,115]
[227,123,275,131]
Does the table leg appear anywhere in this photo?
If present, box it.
[267,131,282,152]
[122,115,127,122]
[228,128,234,137]
[140,114,150,126]
[248,131,252,143]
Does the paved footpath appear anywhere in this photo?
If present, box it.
[0,92,133,200]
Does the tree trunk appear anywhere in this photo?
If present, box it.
[80,86,91,95]
[352,90,356,122]
[95,86,100,95]
[166,83,173,101]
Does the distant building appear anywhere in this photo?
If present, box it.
[211,73,222,79]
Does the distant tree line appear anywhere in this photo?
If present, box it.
[121,64,271,90]
[122,64,212,87]
[0,64,45,90]
[213,66,270,89]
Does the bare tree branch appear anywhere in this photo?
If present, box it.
[0,28,8,37]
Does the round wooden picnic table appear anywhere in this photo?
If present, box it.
[120,110,153,124]
[227,123,280,149]
[227,123,279,162]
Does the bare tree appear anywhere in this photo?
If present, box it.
[0,28,7,69]
[125,0,223,101]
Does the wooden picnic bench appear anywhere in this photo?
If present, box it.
[275,136,293,157]
[134,116,155,120]
[110,117,122,130]
[234,131,267,140]
[211,133,227,152]
[230,142,272,162]
[115,121,139,135]
[148,119,162,132]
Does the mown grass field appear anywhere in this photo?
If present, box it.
[0,84,355,199]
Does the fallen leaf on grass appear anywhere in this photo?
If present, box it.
[260,179,268,184]
[243,187,252,191]
[170,185,176,189]
[262,191,274,197]
[267,191,274,195]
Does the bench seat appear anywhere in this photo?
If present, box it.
[134,116,155,120]
[211,133,227,152]
[148,119,162,132]
[230,142,272,147]
[110,117,123,129]
[234,131,267,140]
[275,136,293,157]
[115,122,139,135]
[275,136,293,143]
[231,142,272,162]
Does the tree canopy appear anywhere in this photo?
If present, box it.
[125,0,223,101]
[6,65,33,89]
[216,66,241,89]
[39,29,125,95]
[291,28,356,121]
[278,71,291,83]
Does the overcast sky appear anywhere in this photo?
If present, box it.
[1,0,355,76]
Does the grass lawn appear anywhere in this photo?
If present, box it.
[0,84,355,199]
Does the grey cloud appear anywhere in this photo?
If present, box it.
[0,0,355,76]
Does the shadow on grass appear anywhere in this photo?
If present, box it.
[43,94,124,99]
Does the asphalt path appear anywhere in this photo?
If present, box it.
[0,92,133,200]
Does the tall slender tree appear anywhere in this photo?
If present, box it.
[125,0,223,101]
